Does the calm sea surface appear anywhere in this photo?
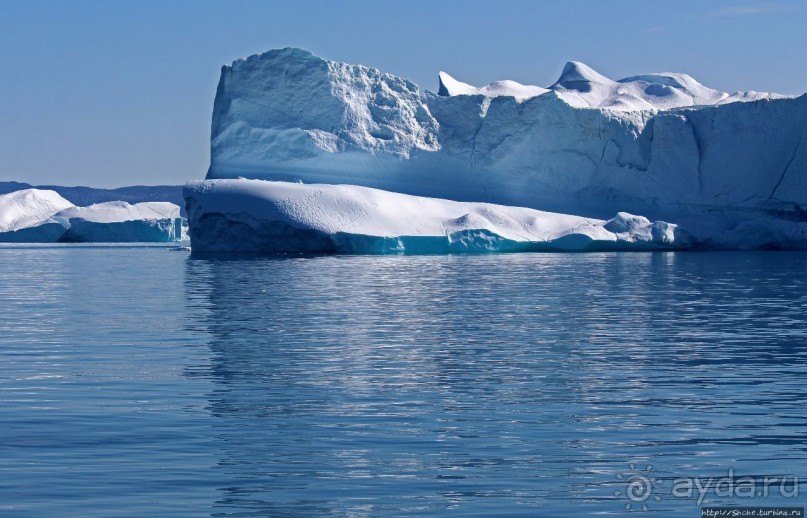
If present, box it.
[1,246,806,516]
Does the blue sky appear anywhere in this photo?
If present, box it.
[1,0,805,187]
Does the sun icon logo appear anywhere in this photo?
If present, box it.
[614,463,663,511]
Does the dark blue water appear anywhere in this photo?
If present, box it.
[1,246,805,516]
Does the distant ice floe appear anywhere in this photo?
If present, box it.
[0,189,184,243]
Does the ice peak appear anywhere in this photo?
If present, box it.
[553,61,614,89]
[437,71,548,100]
[438,71,478,97]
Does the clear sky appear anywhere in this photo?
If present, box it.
[1,0,805,188]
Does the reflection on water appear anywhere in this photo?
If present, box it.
[185,252,807,516]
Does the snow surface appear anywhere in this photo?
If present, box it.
[548,62,785,110]
[57,201,180,223]
[438,71,549,101]
[0,189,74,232]
[0,190,183,242]
[205,48,807,223]
[185,179,686,253]
[0,182,186,216]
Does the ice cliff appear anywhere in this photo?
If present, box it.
[0,189,184,243]
[187,48,807,253]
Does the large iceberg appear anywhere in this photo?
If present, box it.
[187,48,807,253]
[0,189,184,243]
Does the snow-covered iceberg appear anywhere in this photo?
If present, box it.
[186,48,807,253]
[185,180,685,253]
[0,189,184,243]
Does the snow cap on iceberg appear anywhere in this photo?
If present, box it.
[0,189,74,232]
[552,61,615,89]
[436,58,789,111]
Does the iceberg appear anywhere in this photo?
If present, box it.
[56,201,182,243]
[184,179,684,254]
[186,48,807,253]
[0,189,184,243]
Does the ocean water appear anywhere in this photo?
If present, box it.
[1,245,805,516]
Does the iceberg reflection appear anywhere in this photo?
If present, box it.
[184,252,807,515]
